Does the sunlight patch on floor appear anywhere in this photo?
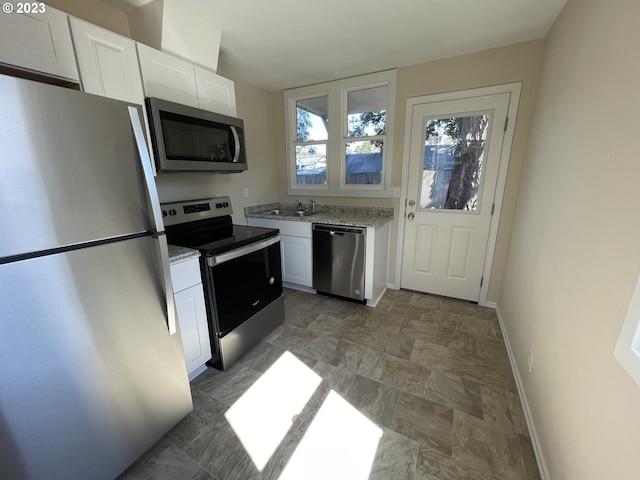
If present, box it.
[278,390,383,480]
[224,351,322,471]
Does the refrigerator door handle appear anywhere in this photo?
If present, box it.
[128,106,177,336]
[157,233,177,335]
[128,106,165,233]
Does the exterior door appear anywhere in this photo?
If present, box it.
[401,93,510,301]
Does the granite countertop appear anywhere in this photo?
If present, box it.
[244,202,394,228]
[168,245,200,265]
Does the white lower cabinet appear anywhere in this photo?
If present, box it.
[247,218,313,290]
[281,234,313,287]
[170,257,211,380]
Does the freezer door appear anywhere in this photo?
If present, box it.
[0,74,157,259]
[0,236,192,480]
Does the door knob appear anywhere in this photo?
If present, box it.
[408,200,416,207]
[407,213,415,220]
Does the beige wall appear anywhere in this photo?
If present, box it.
[498,0,640,478]
[45,0,130,36]
[274,40,545,302]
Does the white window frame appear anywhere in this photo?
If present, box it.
[614,274,640,385]
[284,70,396,198]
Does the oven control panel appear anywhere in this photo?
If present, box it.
[161,196,233,226]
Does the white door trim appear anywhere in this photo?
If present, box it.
[394,83,522,305]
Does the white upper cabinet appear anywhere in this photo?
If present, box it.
[137,42,198,108]
[194,65,237,116]
[69,18,144,105]
[0,6,78,81]
[137,43,237,116]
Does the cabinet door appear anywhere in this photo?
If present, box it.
[281,235,313,287]
[194,65,237,116]
[70,18,144,104]
[174,283,211,380]
[137,42,198,107]
[0,6,78,80]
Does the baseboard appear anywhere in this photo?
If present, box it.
[483,300,497,309]
[495,304,551,480]
[283,282,316,294]
[367,286,388,308]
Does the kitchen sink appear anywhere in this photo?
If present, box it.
[270,209,315,217]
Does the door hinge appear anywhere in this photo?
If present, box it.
[504,116,509,132]
[480,276,484,287]
[491,203,495,215]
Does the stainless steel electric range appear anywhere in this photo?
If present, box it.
[162,197,284,370]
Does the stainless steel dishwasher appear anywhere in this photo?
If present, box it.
[312,223,366,301]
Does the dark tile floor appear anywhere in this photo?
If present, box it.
[122,288,541,480]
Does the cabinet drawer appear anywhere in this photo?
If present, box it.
[170,257,201,293]
[247,218,311,238]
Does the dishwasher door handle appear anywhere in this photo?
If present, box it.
[313,224,365,236]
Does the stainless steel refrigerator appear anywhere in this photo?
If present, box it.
[0,74,193,479]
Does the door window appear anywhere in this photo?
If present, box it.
[420,114,490,212]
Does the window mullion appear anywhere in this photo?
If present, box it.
[326,85,343,189]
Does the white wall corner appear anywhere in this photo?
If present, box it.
[495,304,551,480]
[127,0,164,50]
[127,0,221,72]
[161,0,221,71]
[614,274,640,386]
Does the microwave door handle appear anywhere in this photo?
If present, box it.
[230,126,241,163]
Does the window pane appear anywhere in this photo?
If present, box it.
[347,86,387,137]
[296,97,328,142]
[345,141,383,185]
[419,115,489,211]
[296,144,326,185]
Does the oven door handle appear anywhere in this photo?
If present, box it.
[207,235,281,267]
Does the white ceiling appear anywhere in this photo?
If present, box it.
[99,0,567,92]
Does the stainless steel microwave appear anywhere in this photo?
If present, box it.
[145,97,247,174]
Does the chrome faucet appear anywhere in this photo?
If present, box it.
[309,199,316,212]
[297,200,302,210]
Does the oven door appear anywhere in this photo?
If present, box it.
[205,236,282,336]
